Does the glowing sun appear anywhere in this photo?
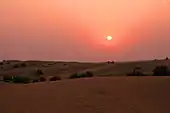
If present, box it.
[106,36,113,41]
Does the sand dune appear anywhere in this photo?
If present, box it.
[0,77,170,113]
[1,59,170,78]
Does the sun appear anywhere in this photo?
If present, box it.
[106,36,113,41]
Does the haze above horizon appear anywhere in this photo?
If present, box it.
[0,0,170,61]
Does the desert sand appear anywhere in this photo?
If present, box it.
[0,77,170,113]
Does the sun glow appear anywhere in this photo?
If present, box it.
[106,36,113,41]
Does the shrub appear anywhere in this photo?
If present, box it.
[85,71,94,77]
[36,69,44,75]
[32,80,39,83]
[69,73,79,79]
[165,57,169,60]
[13,64,19,68]
[153,65,170,76]
[127,73,146,76]
[3,75,31,84]
[0,62,3,65]
[107,61,114,64]
[20,63,27,67]
[6,61,10,64]
[107,61,110,64]
[13,76,30,84]
[127,67,146,76]
[69,71,94,79]
[111,61,115,64]
[3,76,13,82]
[63,63,67,66]
[39,77,46,82]
[49,76,61,81]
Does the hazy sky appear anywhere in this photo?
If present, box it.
[0,0,170,61]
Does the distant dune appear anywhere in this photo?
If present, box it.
[0,59,170,78]
[0,77,170,113]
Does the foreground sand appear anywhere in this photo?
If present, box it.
[0,77,170,113]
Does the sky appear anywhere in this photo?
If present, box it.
[0,0,170,62]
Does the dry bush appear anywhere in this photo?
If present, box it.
[69,71,94,79]
[12,76,30,84]
[13,64,19,68]
[127,67,147,76]
[3,76,30,84]
[85,71,94,77]
[39,77,46,82]
[49,76,61,81]
[20,63,27,67]
[165,57,169,60]
[32,80,39,83]
[0,62,3,65]
[107,61,114,64]
[153,65,170,76]
[3,76,13,82]
[36,69,44,75]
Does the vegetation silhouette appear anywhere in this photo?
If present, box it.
[153,65,170,76]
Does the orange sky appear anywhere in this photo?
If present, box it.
[0,0,170,61]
